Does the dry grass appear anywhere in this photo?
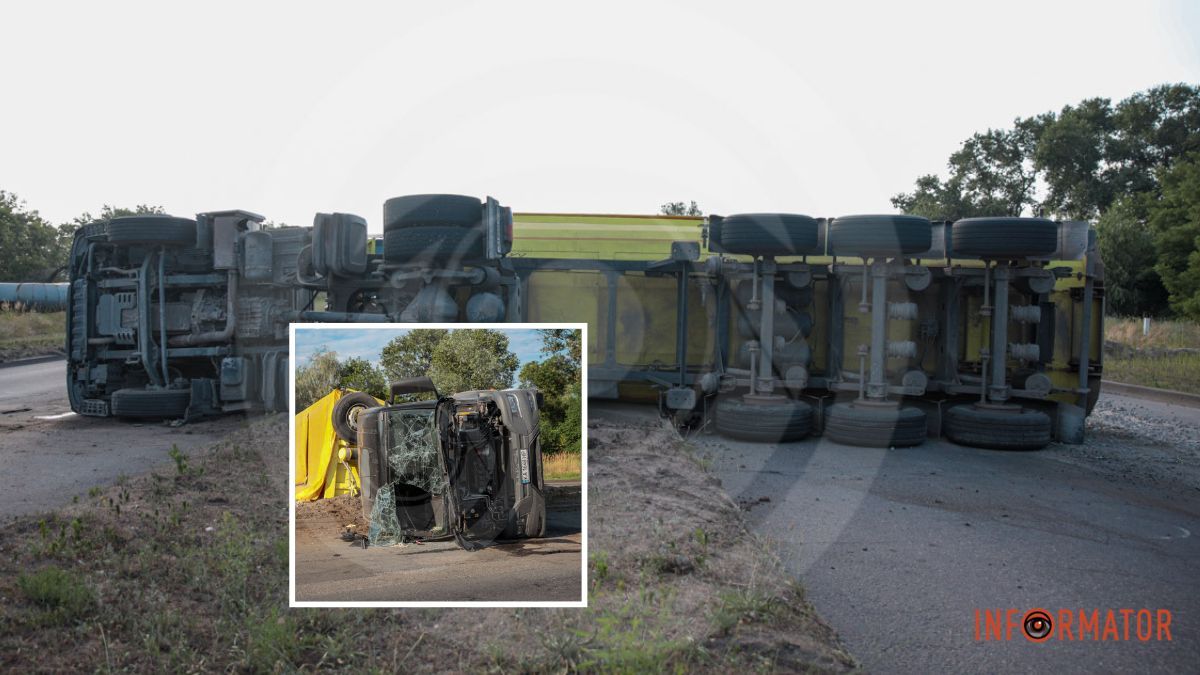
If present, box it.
[0,309,65,360]
[544,451,582,480]
[1104,317,1200,394]
[0,413,854,673]
[1105,316,1200,350]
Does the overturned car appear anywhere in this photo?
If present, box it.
[343,377,546,551]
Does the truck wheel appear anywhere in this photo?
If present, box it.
[383,194,482,231]
[950,217,1058,258]
[332,392,377,443]
[718,213,820,257]
[943,404,1051,450]
[715,397,813,442]
[823,402,926,447]
[106,216,197,246]
[110,388,191,419]
[383,225,484,263]
[828,214,932,257]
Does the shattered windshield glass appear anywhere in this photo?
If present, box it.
[367,408,449,547]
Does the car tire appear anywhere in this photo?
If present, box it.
[823,402,927,447]
[332,391,377,443]
[382,225,484,263]
[828,214,932,257]
[715,397,813,442]
[943,404,1052,450]
[718,213,820,257]
[383,194,482,231]
[950,217,1058,258]
[106,216,197,246]
[110,387,191,419]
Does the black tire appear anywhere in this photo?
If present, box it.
[332,392,377,443]
[823,402,926,447]
[110,387,190,419]
[106,216,197,246]
[383,194,482,231]
[943,404,1052,450]
[719,213,820,257]
[715,397,813,442]
[382,225,484,263]
[828,214,932,257]
[951,217,1058,258]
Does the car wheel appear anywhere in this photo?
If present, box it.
[822,402,927,447]
[332,391,377,443]
[110,387,191,419]
[382,225,485,264]
[950,217,1058,258]
[382,194,483,231]
[718,213,820,257]
[828,214,932,257]
[715,397,813,442]
[943,403,1052,450]
[106,216,197,246]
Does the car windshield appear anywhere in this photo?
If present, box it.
[384,408,444,495]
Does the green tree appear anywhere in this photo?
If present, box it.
[892,128,1037,220]
[1095,197,1169,317]
[660,201,702,216]
[339,357,387,401]
[1149,154,1200,319]
[380,329,449,382]
[295,348,342,411]
[429,329,520,393]
[0,191,68,282]
[520,329,583,454]
[537,328,582,373]
[519,354,582,454]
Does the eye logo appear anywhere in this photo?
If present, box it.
[1023,609,1053,642]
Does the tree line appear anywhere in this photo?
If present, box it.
[295,328,582,454]
[892,83,1200,319]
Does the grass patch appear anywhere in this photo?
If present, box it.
[1104,317,1200,393]
[16,567,96,624]
[0,309,65,360]
[544,451,581,480]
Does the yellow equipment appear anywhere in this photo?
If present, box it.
[294,389,383,501]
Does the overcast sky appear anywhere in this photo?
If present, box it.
[294,327,547,386]
[2,1,1197,231]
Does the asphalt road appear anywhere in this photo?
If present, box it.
[293,484,583,603]
[0,358,246,518]
[684,394,1200,673]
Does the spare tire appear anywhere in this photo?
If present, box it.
[106,216,197,246]
[332,391,378,443]
[383,225,485,263]
[715,397,813,442]
[823,402,926,448]
[951,217,1058,258]
[829,214,932,257]
[110,387,191,419]
[719,213,820,257]
[943,404,1051,450]
[383,194,482,231]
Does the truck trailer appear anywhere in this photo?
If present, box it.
[63,194,1103,449]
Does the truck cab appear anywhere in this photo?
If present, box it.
[355,377,546,550]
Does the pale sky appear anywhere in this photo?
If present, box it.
[2,1,1197,232]
[294,327,547,386]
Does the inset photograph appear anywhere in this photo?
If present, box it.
[289,324,585,606]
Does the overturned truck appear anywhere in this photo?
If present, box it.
[66,194,1103,449]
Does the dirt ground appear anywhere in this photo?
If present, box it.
[0,407,854,672]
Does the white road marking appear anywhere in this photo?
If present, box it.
[34,411,76,420]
